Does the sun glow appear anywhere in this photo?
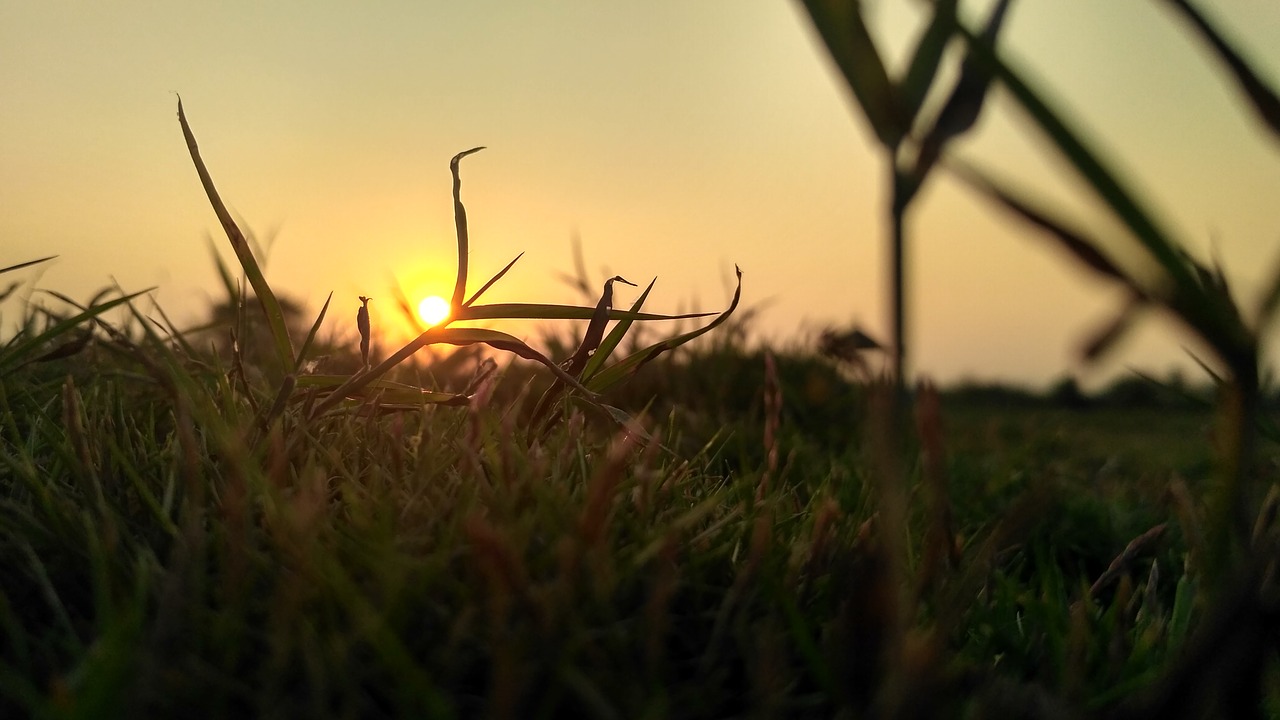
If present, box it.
[417,295,451,327]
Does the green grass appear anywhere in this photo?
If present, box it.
[0,297,1253,717]
[5,3,1280,714]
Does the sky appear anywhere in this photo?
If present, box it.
[3,1,1280,389]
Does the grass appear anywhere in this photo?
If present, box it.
[4,2,1280,716]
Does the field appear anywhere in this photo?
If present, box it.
[6,1,1280,717]
[0,299,1266,718]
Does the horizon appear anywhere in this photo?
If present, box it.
[4,2,1280,390]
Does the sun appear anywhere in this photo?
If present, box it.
[417,295,451,327]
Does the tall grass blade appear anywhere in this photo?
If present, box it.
[1159,0,1280,140]
[799,0,902,147]
[449,146,486,310]
[177,98,294,371]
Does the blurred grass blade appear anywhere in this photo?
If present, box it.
[954,25,1193,290]
[449,146,486,310]
[912,0,1011,186]
[178,98,294,371]
[799,0,902,147]
[0,256,57,275]
[564,275,636,377]
[587,266,742,392]
[208,237,241,308]
[1081,294,1146,363]
[294,292,332,373]
[1255,249,1280,327]
[898,0,958,128]
[456,302,710,323]
[0,289,152,375]
[464,252,524,308]
[948,160,1133,286]
[1160,0,1280,140]
[583,278,655,383]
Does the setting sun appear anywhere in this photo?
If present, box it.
[417,295,451,327]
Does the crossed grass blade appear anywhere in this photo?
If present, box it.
[177,98,294,373]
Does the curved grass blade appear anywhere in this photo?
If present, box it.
[455,302,710,323]
[463,252,524,308]
[799,0,902,148]
[310,325,597,418]
[449,147,486,310]
[178,98,294,372]
[583,277,655,383]
[1160,0,1280,140]
[587,266,742,393]
[563,275,636,377]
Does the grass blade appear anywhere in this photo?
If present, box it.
[463,252,524,308]
[563,275,636,377]
[0,256,57,275]
[583,277,655,383]
[948,160,1134,286]
[1159,0,1280,141]
[898,0,958,129]
[449,147,486,310]
[799,0,902,147]
[587,266,742,392]
[0,289,152,375]
[177,98,294,372]
[456,302,710,323]
[293,292,332,373]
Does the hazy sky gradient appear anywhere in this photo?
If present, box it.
[4,2,1279,387]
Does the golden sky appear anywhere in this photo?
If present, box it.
[3,2,1279,387]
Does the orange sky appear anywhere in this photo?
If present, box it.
[3,2,1279,388]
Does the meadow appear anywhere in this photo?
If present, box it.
[5,1,1280,718]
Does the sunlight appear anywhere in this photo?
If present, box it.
[417,295,450,327]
